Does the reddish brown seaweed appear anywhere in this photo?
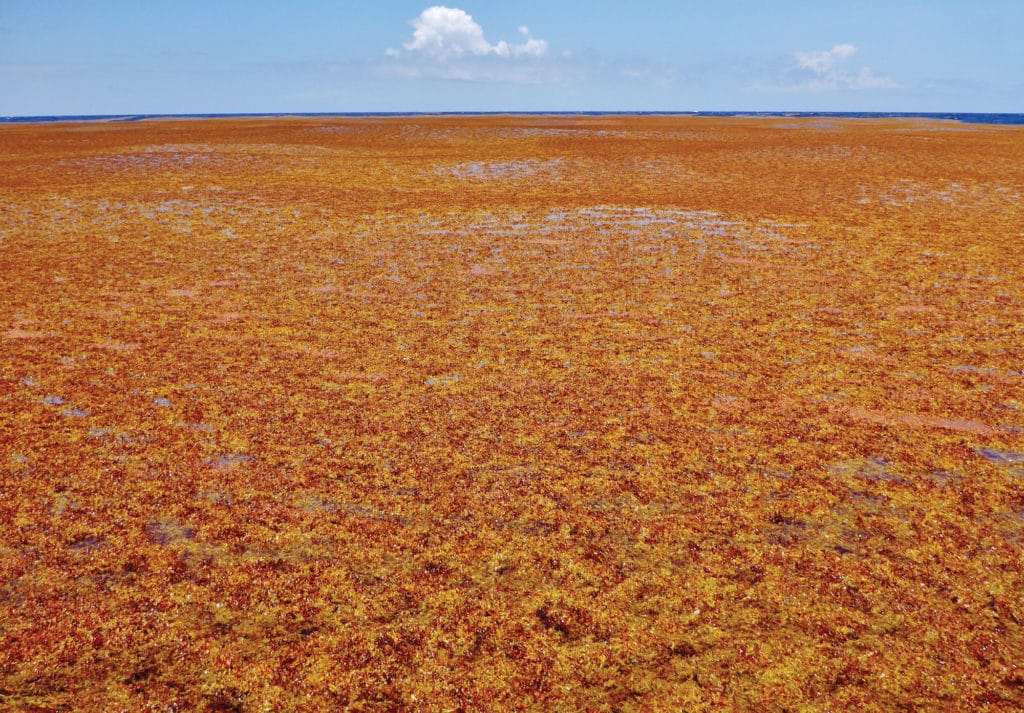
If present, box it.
[1,116,1023,710]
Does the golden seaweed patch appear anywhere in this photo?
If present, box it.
[1,115,1023,711]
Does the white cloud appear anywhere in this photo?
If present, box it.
[847,67,900,90]
[399,6,547,61]
[795,44,858,73]
[380,6,688,88]
[785,43,899,91]
[379,6,556,83]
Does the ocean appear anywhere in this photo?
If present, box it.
[2,111,1023,125]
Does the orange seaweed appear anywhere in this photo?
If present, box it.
[1,115,1023,711]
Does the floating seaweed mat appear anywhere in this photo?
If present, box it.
[1,115,1023,711]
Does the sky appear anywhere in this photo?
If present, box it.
[1,1,1022,115]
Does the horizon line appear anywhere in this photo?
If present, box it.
[3,110,1023,127]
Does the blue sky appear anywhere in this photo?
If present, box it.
[1,1,1022,115]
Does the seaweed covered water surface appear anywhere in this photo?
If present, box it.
[1,115,1023,710]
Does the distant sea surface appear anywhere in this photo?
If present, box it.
[3,111,1024,125]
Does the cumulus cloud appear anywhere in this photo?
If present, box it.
[395,6,547,61]
[845,67,900,90]
[787,43,899,90]
[795,44,858,73]
[379,6,683,87]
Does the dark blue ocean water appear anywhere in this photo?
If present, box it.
[2,111,1023,125]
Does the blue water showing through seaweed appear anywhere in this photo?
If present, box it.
[2,112,1023,125]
